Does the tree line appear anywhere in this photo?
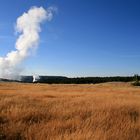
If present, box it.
[21,75,139,84]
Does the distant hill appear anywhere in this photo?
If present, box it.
[21,75,137,84]
[0,78,19,82]
[20,76,68,83]
[0,75,136,84]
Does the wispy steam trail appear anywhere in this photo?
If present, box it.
[0,6,54,79]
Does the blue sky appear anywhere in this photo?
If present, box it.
[0,0,140,77]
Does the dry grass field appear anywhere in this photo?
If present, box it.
[0,82,140,140]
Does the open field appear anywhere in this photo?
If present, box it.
[0,82,140,140]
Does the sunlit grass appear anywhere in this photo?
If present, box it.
[0,82,140,140]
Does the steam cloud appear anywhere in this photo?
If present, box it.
[0,6,54,80]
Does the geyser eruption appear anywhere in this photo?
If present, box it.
[33,75,40,83]
[0,6,54,80]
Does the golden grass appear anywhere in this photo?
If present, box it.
[0,82,140,140]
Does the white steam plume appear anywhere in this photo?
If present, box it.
[0,6,54,79]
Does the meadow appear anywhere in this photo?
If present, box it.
[0,82,140,140]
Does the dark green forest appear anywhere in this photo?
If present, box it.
[0,75,139,84]
[20,75,139,84]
